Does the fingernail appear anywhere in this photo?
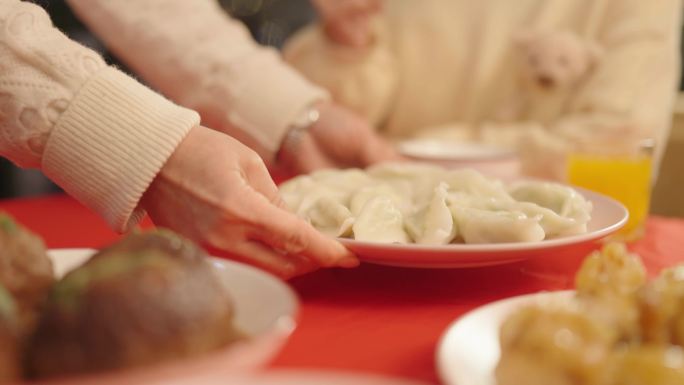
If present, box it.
[339,256,360,268]
[279,262,299,279]
[332,242,359,267]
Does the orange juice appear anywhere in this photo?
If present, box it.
[567,153,652,240]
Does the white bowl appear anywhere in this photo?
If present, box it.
[34,249,299,385]
[397,138,520,179]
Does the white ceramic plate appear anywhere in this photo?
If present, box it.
[398,138,516,162]
[156,369,435,385]
[339,189,627,268]
[43,249,299,385]
[397,139,520,178]
[436,291,575,385]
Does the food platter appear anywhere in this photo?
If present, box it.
[339,189,627,268]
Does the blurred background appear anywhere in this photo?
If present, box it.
[2,0,683,217]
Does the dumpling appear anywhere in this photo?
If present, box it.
[405,183,457,245]
[447,192,546,243]
[310,168,375,196]
[300,196,354,237]
[281,179,353,237]
[447,186,588,237]
[280,166,592,245]
[349,184,412,218]
[295,191,354,237]
[281,168,373,214]
[446,191,508,211]
[508,181,593,229]
[443,168,514,202]
[450,206,545,244]
[279,174,312,194]
[509,201,588,237]
[279,175,317,212]
[366,162,447,204]
[366,162,448,180]
[352,196,409,243]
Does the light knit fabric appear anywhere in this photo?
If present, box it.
[0,0,199,231]
[285,0,682,178]
[67,0,330,163]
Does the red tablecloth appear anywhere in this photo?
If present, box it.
[2,194,684,384]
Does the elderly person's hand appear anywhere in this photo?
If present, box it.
[278,102,400,174]
[312,0,383,47]
[142,126,358,279]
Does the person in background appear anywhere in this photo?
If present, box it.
[284,0,682,179]
[0,0,401,278]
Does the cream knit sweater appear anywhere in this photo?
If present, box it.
[67,0,328,162]
[285,0,683,175]
[0,0,326,232]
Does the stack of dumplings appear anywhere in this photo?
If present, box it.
[279,163,593,245]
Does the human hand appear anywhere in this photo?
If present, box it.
[311,0,383,47]
[141,126,358,278]
[278,102,401,174]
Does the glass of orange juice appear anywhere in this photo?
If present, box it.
[567,138,654,241]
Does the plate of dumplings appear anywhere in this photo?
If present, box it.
[279,163,628,268]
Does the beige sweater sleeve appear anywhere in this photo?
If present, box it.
[67,0,329,163]
[0,0,199,231]
[284,22,398,127]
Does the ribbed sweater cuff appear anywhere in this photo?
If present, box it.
[42,67,200,232]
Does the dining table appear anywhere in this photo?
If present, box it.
[1,193,683,384]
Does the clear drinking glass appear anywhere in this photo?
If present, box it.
[566,137,654,241]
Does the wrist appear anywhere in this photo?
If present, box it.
[277,103,323,162]
[143,125,201,205]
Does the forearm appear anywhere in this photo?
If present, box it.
[0,0,199,231]
[68,0,328,162]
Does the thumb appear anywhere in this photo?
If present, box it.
[292,133,339,173]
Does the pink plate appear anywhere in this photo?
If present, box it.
[339,189,627,268]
